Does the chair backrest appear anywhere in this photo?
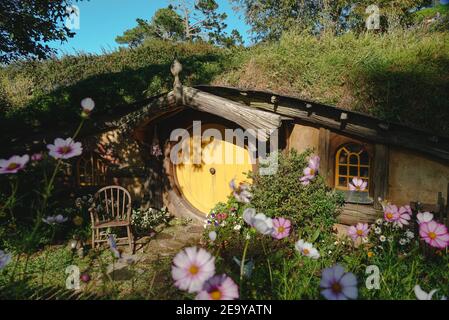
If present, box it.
[93,186,132,222]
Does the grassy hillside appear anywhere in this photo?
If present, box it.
[1,29,449,140]
[215,29,449,136]
[0,40,231,139]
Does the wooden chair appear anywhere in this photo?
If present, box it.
[89,186,134,252]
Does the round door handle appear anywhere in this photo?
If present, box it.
[209,168,216,175]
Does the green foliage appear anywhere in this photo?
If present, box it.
[0,40,231,147]
[0,0,79,63]
[131,207,170,234]
[201,149,448,300]
[251,150,344,235]
[115,8,185,46]
[2,24,449,142]
[232,0,432,40]
[414,3,449,31]
[116,2,240,48]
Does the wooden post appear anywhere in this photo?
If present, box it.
[438,191,444,222]
[318,128,330,182]
[171,59,183,106]
[373,144,389,210]
[446,183,449,227]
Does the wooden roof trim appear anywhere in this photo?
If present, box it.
[194,85,449,161]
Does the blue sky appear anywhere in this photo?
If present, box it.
[52,0,251,55]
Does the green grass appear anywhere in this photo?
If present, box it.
[216,29,449,136]
[415,4,449,22]
[0,40,233,145]
[1,28,449,146]
[0,244,184,300]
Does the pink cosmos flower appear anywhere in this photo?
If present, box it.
[0,155,29,174]
[348,177,367,191]
[172,246,215,293]
[383,204,400,223]
[419,221,449,249]
[31,153,43,161]
[196,274,239,300]
[47,138,83,159]
[347,223,369,241]
[271,217,291,239]
[396,205,411,228]
[300,155,320,186]
[229,179,252,203]
[320,264,358,300]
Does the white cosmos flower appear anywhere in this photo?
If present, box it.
[81,97,95,113]
[399,238,407,245]
[243,208,274,235]
[374,227,382,234]
[406,231,415,239]
[376,218,383,225]
[295,240,320,259]
[379,235,386,242]
[0,250,12,270]
[414,285,439,300]
[417,212,434,224]
[208,231,217,242]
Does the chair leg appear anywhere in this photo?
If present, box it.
[91,228,95,249]
[127,225,134,253]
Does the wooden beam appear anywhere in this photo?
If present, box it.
[182,87,282,135]
[318,128,330,181]
[337,203,381,225]
[372,144,389,210]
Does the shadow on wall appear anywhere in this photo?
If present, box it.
[93,124,167,210]
[346,56,449,137]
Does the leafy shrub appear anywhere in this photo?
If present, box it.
[251,149,344,238]
[131,206,170,234]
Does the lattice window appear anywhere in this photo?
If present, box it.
[76,152,107,187]
[335,143,370,192]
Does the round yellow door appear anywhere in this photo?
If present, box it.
[175,124,253,215]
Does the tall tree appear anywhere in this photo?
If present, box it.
[117,2,242,47]
[0,0,78,63]
[170,0,230,44]
[231,0,432,41]
[116,7,185,46]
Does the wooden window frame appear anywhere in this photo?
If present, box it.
[76,152,108,187]
[335,144,371,192]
